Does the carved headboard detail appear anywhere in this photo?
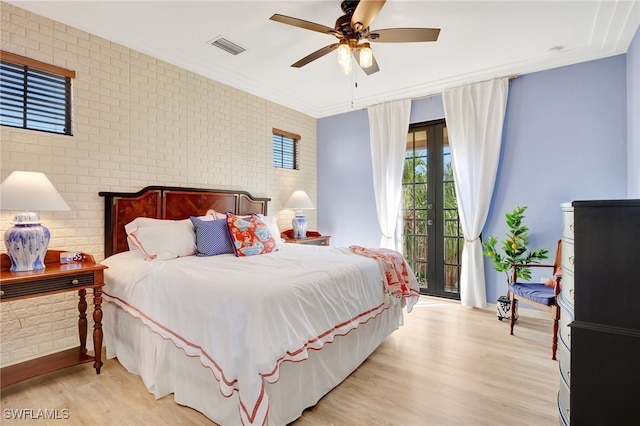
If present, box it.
[99,186,270,257]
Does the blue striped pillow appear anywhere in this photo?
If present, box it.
[190,216,233,256]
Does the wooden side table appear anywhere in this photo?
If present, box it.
[0,250,107,388]
[282,235,331,246]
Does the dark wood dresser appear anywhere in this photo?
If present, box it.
[568,199,640,424]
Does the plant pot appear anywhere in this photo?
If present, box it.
[496,295,518,321]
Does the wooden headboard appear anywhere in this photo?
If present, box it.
[99,186,270,257]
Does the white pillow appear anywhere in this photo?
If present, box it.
[124,213,221,251]
[126,218,196,260]
[257,214,285,248]
[125,217,165,251]
[124,217,166,235]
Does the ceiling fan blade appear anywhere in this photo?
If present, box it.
[351,0,386,32]
[369,28,440,43]
[270,14,336,36]
[291,43,339,68]
[353,49,380,75]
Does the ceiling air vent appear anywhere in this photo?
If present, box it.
[209,36,246,56]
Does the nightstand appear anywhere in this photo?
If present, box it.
[0,249,107,388]
[282,235,331,246]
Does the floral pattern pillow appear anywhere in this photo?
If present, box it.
[225,213,277,257]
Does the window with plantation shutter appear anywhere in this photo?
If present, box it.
[272,128,300,170]
[0,51,74,136]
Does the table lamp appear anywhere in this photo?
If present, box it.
[284,190,315,239]
[0,171,70,271]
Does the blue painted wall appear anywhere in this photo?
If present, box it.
[317,95,445,248]
[317,108,379,247]
[484,55,628,302]
[318,53,630,306]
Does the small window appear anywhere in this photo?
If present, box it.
[272,128,300,170]
[0,51,75,135]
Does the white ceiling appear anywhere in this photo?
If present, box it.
[9,1,640,118]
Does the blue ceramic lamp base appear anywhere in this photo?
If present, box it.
[4,212,50,271]
[292,211,308,239]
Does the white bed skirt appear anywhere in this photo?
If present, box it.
[104,300,403,425]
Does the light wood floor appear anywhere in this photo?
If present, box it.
[0,297,559,425]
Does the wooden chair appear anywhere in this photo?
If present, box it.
[509,239,562,360]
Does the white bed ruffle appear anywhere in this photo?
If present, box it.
[104,300,402,425]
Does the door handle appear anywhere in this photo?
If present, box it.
[427,220,434,226]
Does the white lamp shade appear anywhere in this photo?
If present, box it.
[1,171,70,211]
[284,190,315,210]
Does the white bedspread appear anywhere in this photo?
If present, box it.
[101,244,414,426]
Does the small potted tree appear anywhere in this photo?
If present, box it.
[482,206,549,321]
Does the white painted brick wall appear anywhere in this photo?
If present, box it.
[0,2,317,367]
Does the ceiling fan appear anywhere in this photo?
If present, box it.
[270,0,440,76]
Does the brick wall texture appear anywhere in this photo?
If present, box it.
[0,2,317,367]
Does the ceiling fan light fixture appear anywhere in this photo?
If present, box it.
[337,40,352,75]
[359,43,373,68]
[337,40,351,65]
[339,56,352,75]
[272,0,441,77]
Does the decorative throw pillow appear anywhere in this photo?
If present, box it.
[257,214,285,248]
[127,219,196,260]
[226,213,277,257]
[190,216,233,256]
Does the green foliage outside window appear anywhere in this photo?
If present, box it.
[402,153,461,289]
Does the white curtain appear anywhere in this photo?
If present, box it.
[443,78,509,308]
[368,99,412,250]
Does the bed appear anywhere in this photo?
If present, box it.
[98,186,418,425]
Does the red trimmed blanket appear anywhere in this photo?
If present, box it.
[349,246,420,312]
